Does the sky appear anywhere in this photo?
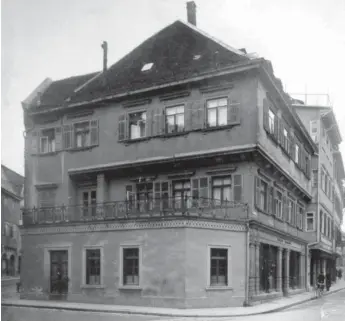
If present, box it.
[1,0,345,224]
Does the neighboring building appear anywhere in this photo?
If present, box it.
[21,3,322,307]
[1,165,24,277]
[292,94,345,286]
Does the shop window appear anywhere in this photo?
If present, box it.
[259,244,278,293]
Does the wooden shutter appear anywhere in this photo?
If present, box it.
[191,177,209,206]
[282,196,287,221]
[191,100,205,130]
[159,108,166,135]
[146,110,154,137]
[55,127,63,151]
[272,188,277,216]
[63,125,73,149]
[118,113,127,141]
[90,120,99,146]
[254,176,261,209]
[152,108,164,136]
[233,174,243,202]
[185,102,193,131]
[274,116,279,141]
[263,98,269,132]
[278,119,284,147]
[227,99,240,125]
[31,130,39,154]
[289,136,295,160]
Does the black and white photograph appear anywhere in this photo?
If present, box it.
[1,1,345,320]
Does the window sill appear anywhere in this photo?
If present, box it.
[37,151,59,157]
[122,137,150,144]
[162,131,188,138]
[202,124,239,133]
[205,286,233,291]
[118,285,142,290]
[81,284,105,289]
[67,146,97,152]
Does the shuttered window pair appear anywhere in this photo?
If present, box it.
[31,120,99,154]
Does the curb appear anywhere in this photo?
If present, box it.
[2,287,345,318]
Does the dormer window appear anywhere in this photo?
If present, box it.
[193,54,201,60]
[141,63,154,72]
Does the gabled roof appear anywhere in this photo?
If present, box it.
[29,20,248,110]
[1,165,24,199]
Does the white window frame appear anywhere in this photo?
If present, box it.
[206,97,228,128]
[128,111,147,140]
[81,245,104,288]
[74,121,91,148]
[119,244,142,289]
[295,144,300,164]
[275,190,283,220]
[206,244,232,290]
[306,212,315,231]
[268,109,275,134]
[165,104,185,134]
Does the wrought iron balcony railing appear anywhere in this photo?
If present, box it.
[22,197,249,226]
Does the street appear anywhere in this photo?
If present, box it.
[2,289,345,321]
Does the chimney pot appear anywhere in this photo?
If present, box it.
[186,1,197,26]
[101,41,108,72]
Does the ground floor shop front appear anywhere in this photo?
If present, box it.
[248,225,307,303]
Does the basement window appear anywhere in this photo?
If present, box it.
[141,63,154,72]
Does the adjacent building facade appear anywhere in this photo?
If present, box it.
[293,96,345,286]
[20,4,342,308]
[2,165,24,278]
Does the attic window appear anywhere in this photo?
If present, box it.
[193,54,201,60]
[141,63,154,72]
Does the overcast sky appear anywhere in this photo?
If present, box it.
[1,1,345,211]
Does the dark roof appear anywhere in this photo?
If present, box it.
[1,165,24,198]
[34,72,99,109]
[64,20,248,105]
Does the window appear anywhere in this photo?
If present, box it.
[306,212,315,231]
[268,109,275,134]
[260,180,268,212]
[136,182,153,212]
[74,122,90,148]
[81,189,97,217]
[86,249,101,285]
[40,128,56,153]
[275,190,283,219]
[283,128,290,153]
[173,180,191,208]
[8,224,13,238]
[321,169,325,191]
[123,248,139,286]
[166,105,184,133]
[233,174,242,202]
[129,112,146,139]
[141,62,154,72]
[206,98,227,127]
[210,248,228,286]
[288,199,294,224]
[212,176,231,205]
[297,206,304,230]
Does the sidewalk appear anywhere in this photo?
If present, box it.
[2,280,345,318]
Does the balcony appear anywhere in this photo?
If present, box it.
[22,197,249,226]
[1,235,18,249]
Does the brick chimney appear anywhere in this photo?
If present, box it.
[101,41,108,72]
[186,1,197,26]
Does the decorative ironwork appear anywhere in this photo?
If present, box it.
[22,197,249,226]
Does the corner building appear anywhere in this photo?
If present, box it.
[21,17,319,308]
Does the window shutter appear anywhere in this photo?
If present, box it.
[227,99,240,125]
[185,102,193,131]
[282,196,287,221]
[254,176,261,209]
[159,109,166,135]
[55,127,62,151]
[274,116,279,141]
[233,174,243,202]
[278,119,284,146]
[152,108,164,136]
[118,114,127,141]
[90,120,99,146]
[289,136,295,159]
[146,110,154,137]
[63,125,73,149]
[190,100,205,130]
[31,130,39,154]
[272,188,277,216]
[263,98,269,132]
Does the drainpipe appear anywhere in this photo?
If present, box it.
[244,204,250,306]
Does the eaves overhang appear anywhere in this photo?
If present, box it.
[27,59,263,116]
[321,109,342,145]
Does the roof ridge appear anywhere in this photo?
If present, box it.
[177,19,248,58]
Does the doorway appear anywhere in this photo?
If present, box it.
[50,250,68,294]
